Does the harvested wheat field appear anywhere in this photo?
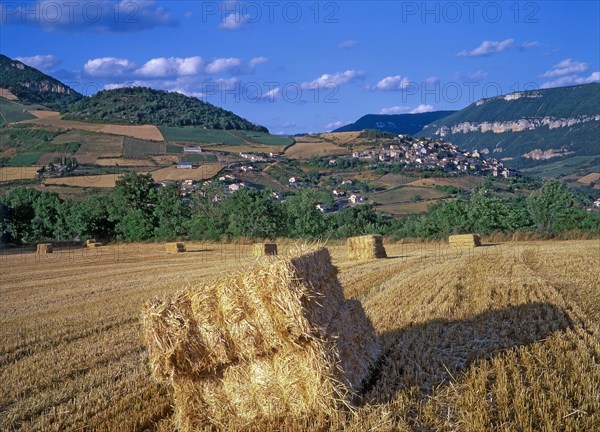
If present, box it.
[0,166,40,182]
[44,174,124,188]
[284,141,349,159]
[1,240,599,431]
[0,87,18,100]
[150,164,225,182]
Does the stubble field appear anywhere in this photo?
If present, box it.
[0,240,598,431]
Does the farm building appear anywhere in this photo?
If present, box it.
[177,162,193,169]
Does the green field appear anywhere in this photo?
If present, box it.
[180,153,218,163]
[8,152,44,166]
[368,185,447,204]
[0,99,36,125]
[122,137,166,158]
[159,127,245,145]
[521,156,600,178]
[166,144,184,154]
[232,130,294,146]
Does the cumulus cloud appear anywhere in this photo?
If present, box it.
[373,75,410,91]
[205,57,242,74]
[325,121,345,131]
[458,38,515,57]
[338,40,358,49]
[1,0,176,32]
[136,56,203,77]
[301,70,366,89]
[542,58,589,78]
[248,56,269,70]
[379,104,434,114]
[220,13,249,30]
[379,105,409,114]
[15,54,61,72]
[84,57,135,77]
[541,71,600,89]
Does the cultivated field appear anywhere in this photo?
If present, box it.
[0,88,18,100]
[0,166,40,182]
[0,240,598,431]
[26,115,164,141]
[149,164,225,181]
[285,141,349,159]
[43,173,124,188]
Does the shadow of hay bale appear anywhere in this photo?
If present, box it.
[361,302,572,404]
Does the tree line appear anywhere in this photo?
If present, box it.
[0,173,598,245]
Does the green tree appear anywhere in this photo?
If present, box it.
[527,180,578,233]
[153,183,191,239]
[283,189,327,238]
[221,189,283,238]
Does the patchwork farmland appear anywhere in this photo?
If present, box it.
[0,240,598,431]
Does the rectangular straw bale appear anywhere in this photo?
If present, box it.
[253,243,278,256]
[165,242,186,253]
[141,247,380,430]
[347,235,387,260]
[36,243,53,254]
[142,248,345,377]
[449,234,481,247]
[325,300,380,392]
[85,239,102,248]
[171,342,343,430]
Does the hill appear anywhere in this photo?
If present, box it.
[63,86,268,131]
[0,54,82,110]
[418,83,600,177]
[333,111,456,134]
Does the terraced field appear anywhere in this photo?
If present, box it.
[0,240,598,431]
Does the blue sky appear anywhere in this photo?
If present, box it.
[1,0,599,133]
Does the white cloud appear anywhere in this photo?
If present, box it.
[374,75,410,91]
[338,40,358,49]
[520,41,542,50]
[541,71,600,88]
[261,87,280,102]
[424,76,439,85]
[220,13,248,30]
[458,38,514,57]
[408,104,434,114]
[301,70,365,89]
[136,56,203,77]
[379,105,410,114]
[281,121,296,128]
[542,58,589,78]
[205,57,242,74]
[3,0,175,33]
[325,121,345,131]
[84,57,135,77]
[379,104,434,114]
[15,54,61,72]
[248,56,269,70]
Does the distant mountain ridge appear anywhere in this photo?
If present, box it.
[63,86,268,131]
[333,111,456,134]
[418,83,600,175]
[0,54,82,110]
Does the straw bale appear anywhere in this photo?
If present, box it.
[347,235,387,260]
[449,234,481,247]
[165,242,186,253]
[253,242,278,256]
[142,248,345,378]
[36,243,53,254]
[141,247,380,429]
[326,300,380,392]
[85,239,102,248]
[171,342,344,429]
